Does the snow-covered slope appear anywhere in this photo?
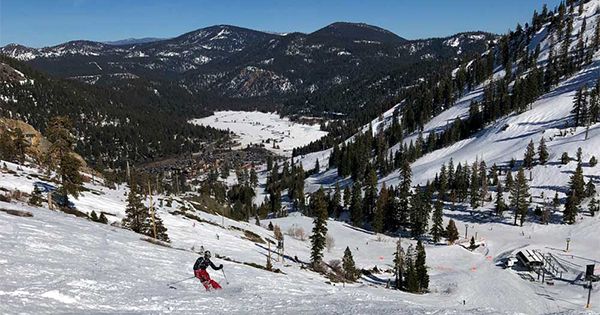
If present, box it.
[2,158,600,314]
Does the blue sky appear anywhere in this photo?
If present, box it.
[1,0,562,47]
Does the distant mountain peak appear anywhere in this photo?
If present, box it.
[310,22,406,43]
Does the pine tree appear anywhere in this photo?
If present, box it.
[446,219,459,244]
[363,164,378,223]
[393,240,405,290]
[553,191,561,209]
[505,171,514,192]
[332,183,342,218]
[150,213,170,242]
[495,180,506,215]
[374,183,388,233]
[469,161,480,209]
[397,160,412,227]
[430,199,444,243]
[415,240,429,292]
[570,162,586,202]
[90,210,99,222]
[99,213,108,224]
[523,139,536,169]
[122,183,149,234]
[538,137,549,165]
[564,190,579,224]
[469,236,476,249]
[510,167,531,226]
[343,186,351,209]
[310,187,328,268]
[350,181,363,227]
[586,178,596,198]
[46,116,83,198]
[590,156,598,167]
[572,87,586,126]
[342,246,358,281]
[561,152,571,164]
[410,188,430,238]
[405,246,419,293]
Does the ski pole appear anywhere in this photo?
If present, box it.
[167,276,195,287]
[222,269,229,285]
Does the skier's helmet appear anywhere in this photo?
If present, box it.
[204,250,211,259]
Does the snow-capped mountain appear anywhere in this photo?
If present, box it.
[0,23,494,103]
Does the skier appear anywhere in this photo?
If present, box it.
[193,250,223,291]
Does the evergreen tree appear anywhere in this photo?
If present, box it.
[570,163,586,202]
[561,152,570,164]
[122,183,149,234]
[553,191,561,209]
[350,181,363,227]
[149,212,170,242]
[343,186,351,209]
[342,246,358,281]
[90,210,99,222]
[572,87,586,127]
[374,183,388,233]
[410,188,430,238]
[495,180,506,215]
[46,116,83,198]
[586,178,596,198]
[564,190,579,224]
[310,187,328,268]
[505,171,514,192]
[363,164,378,223]
[538,137,549,165]
[415,240,429,292]
[469,161,480,209]
[332,183,342,218]
[430,199,444,243]
[99,213,108,224]
[590,156,598,167]
[510,167,531,226]
[405,246,419,293]
[393,240,405,290]
[397,160,412,228]
[523,139,536,169]
[446,219,459,244]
